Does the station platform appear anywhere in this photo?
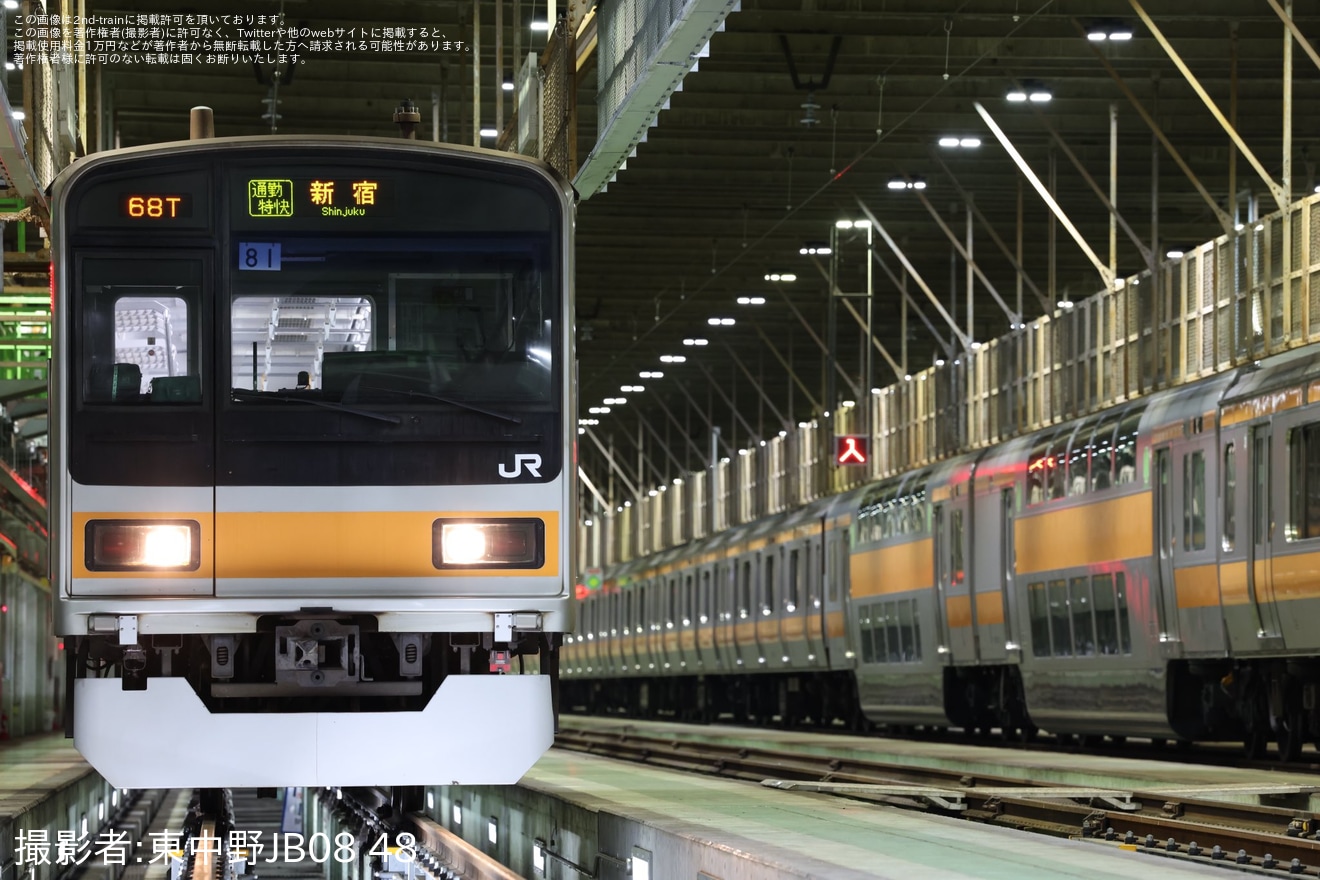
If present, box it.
[564,716,1320,810]
[0,734,100,869]
[434,745,1234,880]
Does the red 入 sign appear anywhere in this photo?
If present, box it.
[835,435,869,466]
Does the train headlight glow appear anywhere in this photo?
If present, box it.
[87,520,200,570]
[434,519,544,568]
[443,525,487,563]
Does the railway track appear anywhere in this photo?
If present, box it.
[557,722,1320,876]
[171,787,517,880]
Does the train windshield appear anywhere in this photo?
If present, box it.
[227,236,554,409]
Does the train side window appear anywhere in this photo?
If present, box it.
[1028,582,1050,657]
[1287,424,1320,541]
[807,542,819,607]
[829,534,842,603]
[1027,439,1051,505]
[1048,579,1072,656]
[1114,411,1142,484]
[762,553,776,616]
[1069,577,1095,656]
[910,597,922,659]
[897,599,915,661]
[726,562,737,621]
[1182,450,1206,551]
[701,570,711,624]
[1049,436,1068,500]
[739,561,752,619]
[787,548,801,611]
[684,575,694,626]
[1115,572,1132,654]
[1091,574,1118,654]
[1182,454,1192,549]
[950,509,965,586]
[667,578,677,628]
[1066,423,1090,497]
[860,606,875,663]
[883,603,900,661]
[1223,443,1237,551]
[1090,420,1116,491]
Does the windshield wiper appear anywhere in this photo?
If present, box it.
[231,388,402,424]
[356,383,523,425]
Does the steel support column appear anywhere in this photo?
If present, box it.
[935,154,1049,314]
[1127,0,1287,211]
[808,253,904,381]
[773,287,862,399]
[855,198,973,351]
[1110,102,1119,278]
[695,363,762,445]
[471,0,481,147]
[750,320,822,412]
[912,189,1018,324]
[667,380,736,458]
[583,427,641,499]
[1077,18,1234,234]
[722,343,789,426]
[649,390,721,463]
[869,249,955,356]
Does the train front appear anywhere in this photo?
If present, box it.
[50,138,573,788]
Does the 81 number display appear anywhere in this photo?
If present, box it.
[239,242,282,271]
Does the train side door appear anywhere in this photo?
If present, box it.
[1248,425,1284,642]
[999,487,1020,658]
[803,540,822,661]
[932,503,952,661]
[1152,447,1181,645]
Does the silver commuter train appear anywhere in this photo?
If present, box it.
[565,343,1320,760]
[52,136,575,787]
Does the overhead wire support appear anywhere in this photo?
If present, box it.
[1126,0,1287,211]
[973,101,1115,291]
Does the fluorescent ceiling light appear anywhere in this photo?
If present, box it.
[479,127,497,137]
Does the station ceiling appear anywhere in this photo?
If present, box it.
[80,0,1320,488]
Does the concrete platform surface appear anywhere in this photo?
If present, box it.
[504,747,1227,879]
[565,715,1320,808]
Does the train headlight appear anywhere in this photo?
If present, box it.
[87,520,200,570]
[433,519,544,568]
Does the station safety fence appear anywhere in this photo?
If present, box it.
[580,193,1320,570]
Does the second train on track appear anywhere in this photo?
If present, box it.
[563,344,1320,760]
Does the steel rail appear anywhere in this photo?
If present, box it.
[557,724,1320,875]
